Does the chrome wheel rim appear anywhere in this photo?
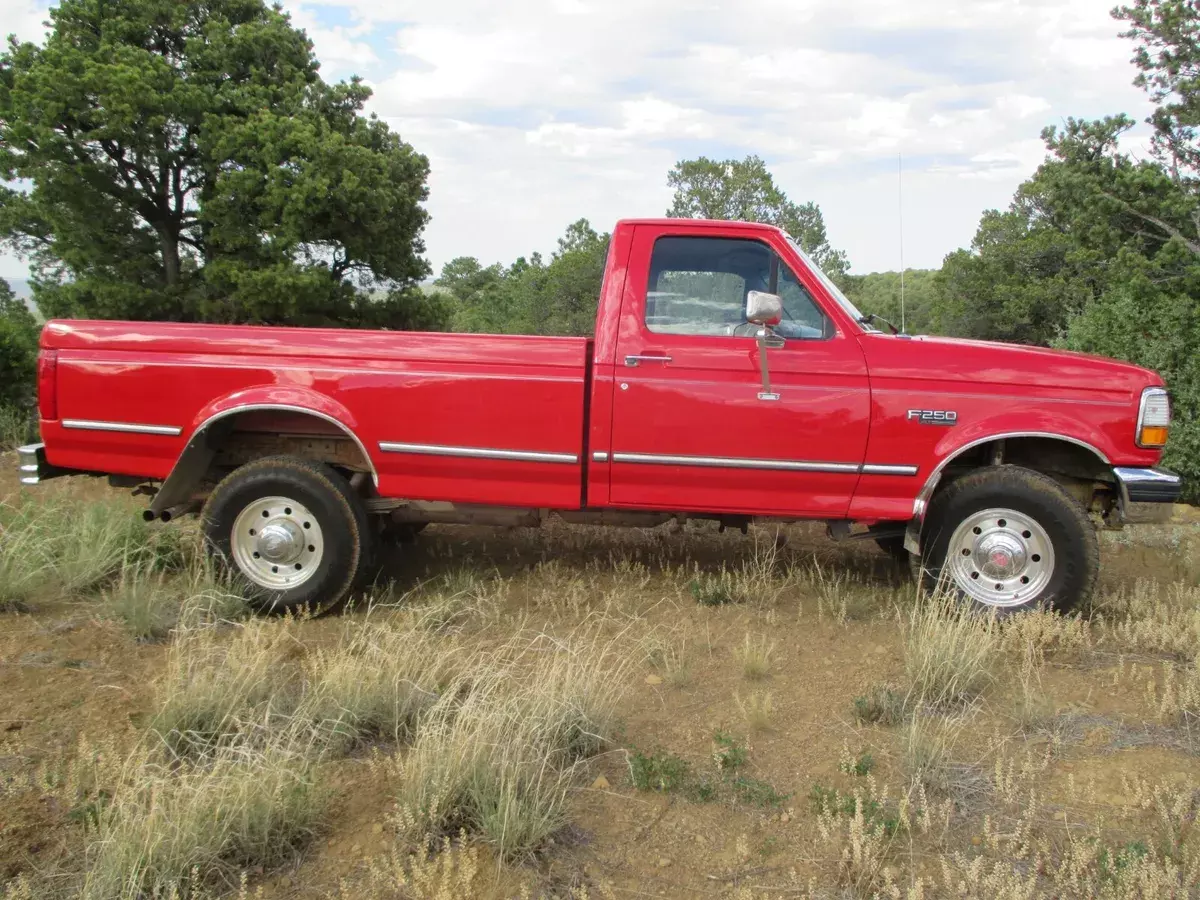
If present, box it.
[946,507,1054,607]
[231,496,324,590]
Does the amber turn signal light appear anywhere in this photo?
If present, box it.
[1139,426,1169,448]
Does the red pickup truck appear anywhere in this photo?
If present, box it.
[17,218,1180,613]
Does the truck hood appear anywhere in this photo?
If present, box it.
[858,333,1162,396]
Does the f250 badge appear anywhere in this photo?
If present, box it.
[907,409,959,426]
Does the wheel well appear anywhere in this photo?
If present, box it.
[149,408,374,514]
[935,436,1115,512]
[206,409,373,479]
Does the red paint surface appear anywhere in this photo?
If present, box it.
[39,219,1169,521]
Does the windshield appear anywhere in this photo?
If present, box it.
[786,237,875,332]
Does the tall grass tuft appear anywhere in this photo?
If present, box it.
[0,494,195,607]
[151,621,303,756]
[101,554,249,641]
[0,501,56,608]
[0,403,36,451]
[79,736,325,900]
[904,590,997,709]
[303,620,456,750]
[392,627,632,861]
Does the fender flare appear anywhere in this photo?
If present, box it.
[150,390,375,514]
[903,430,1113,556]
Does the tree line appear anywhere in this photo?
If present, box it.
[2,0,1198,496]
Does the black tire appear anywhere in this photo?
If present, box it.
[868,528,911,564]
[384,521,428,545]
[203,456,372,612]
[921,465,1098,613]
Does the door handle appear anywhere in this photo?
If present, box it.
[625,354,673,367]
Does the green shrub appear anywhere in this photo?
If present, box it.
[628,749,690,793]
[0,289,38,411]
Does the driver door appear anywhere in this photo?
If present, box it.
[607,227,871,517]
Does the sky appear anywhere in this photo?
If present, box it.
[0,0,1157,281]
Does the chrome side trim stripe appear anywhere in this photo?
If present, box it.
[62,419,182,436]
[861,464,920,477]
[613,452,855,474]
[609,452,918,476]
[592,451,609,463]
[378,442,578,465]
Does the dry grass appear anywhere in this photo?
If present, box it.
[303,619,456,750]
[0,494,193,608]
[9,497,1200,898]
[1156,659,1200,724]
[101,557,249,641]
[407,567,502,632]
[735,632,775,680]
[643,631,690,687]
[1099,579,1200,662]
[79,736,326,900]
[903,590,997,709]
[333,834,483,900]
[390,627,632,861]
[736,690,774,732]
[151,620,304,756]
[900,716,961,796]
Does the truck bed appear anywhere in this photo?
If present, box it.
[41,320,592,509]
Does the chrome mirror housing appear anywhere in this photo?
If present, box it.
[746,291,783,327]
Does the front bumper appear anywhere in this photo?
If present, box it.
[16,443,64,486]
[1114,466,1183,513]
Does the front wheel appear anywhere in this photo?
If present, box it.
[921,466,1098,613]
[203,456,372,612]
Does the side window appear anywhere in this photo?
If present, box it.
[776,264,832,341]
[645,236,831,339]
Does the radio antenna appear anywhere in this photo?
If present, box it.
[898,152,906,334]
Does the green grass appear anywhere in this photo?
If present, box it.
[809,782,904,835]
[839,750,875,777]
[690,573,737,607]
[712,731,748,772]
[0,495,198,609]
[0,403,36,451]
[730,775,791,808]
[101,558,249,642]
[628,733,789,809]
[628,748,690,793]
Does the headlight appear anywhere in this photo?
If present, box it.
[1137,387,1171,449]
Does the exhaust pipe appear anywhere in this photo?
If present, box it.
[145,502,201,524]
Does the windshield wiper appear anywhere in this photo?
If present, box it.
[858,313,901,335]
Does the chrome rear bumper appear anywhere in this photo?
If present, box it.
[17,443,56,486]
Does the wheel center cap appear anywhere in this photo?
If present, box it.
[976,533,1026,579]
[257,520,303,564]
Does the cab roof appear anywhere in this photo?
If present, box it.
[615,218,786,235]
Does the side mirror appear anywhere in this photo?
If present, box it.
[746,291,783,327]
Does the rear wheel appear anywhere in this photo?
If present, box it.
[921,466,1098,613]
[203,456,371,612]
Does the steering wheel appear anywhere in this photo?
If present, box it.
[733,322,762,338]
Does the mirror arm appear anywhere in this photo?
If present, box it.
[756,328,780,401]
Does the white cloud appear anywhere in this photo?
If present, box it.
[0,0,1158,279]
